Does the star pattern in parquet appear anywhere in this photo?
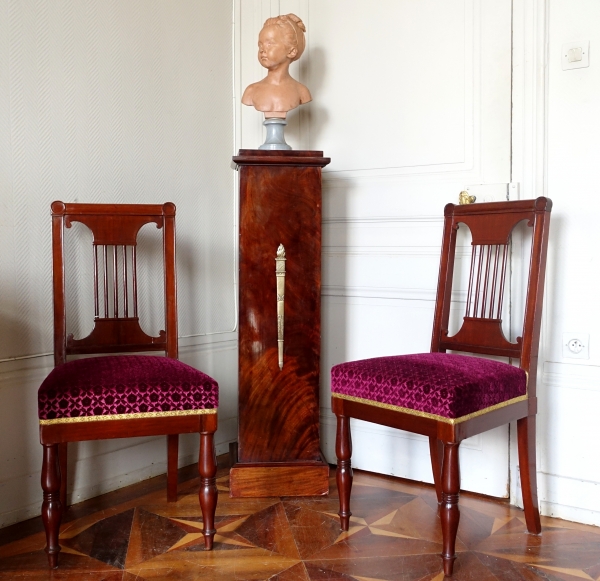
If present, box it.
[1,464,600,580]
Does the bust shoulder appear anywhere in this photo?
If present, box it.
[297,82,312,105]
[241,83,258,106]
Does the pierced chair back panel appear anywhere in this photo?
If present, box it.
[52,202,177,365]
[432,199,552,379]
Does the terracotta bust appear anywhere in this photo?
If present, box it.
[242,14,312,119]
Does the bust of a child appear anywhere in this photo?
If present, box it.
[242,14,312,119]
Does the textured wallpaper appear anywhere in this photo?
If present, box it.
[0,0,236,359]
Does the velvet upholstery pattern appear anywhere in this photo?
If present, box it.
[38,355,218,423]
[331,353,526,420]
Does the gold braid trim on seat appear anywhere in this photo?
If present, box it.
[331,393,528,425]
[39,407,217,426]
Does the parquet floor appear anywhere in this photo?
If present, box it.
[1,456,599,580]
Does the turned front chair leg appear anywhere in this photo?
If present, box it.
[167,434,179,502]
[199,431,217,550]
[428,436,443,504]
[335,414,353,531]
[41,444,62,569]
[441,442,460,576]
[517,415,541,534]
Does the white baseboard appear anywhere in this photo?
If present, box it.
[538,472,600,527]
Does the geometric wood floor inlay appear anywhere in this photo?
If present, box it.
[1,457,599,580]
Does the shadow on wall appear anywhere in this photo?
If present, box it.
[319,177,351,464]
[535,212,562,485]
[175,231,235,338]
[287,46,329,151]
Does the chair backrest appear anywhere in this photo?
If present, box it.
[431,198,552,384]
[51,201,178,366]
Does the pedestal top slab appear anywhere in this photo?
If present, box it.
[233,149,330,168]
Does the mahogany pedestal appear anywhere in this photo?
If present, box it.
[230,149,331,497]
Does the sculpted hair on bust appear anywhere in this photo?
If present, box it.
[263,13,306,61]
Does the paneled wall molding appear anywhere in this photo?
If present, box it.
[322,170,493,187]
[310,0,477,175]
[513,468,600,527]
[323,247,468,258]
[542,361,600,392]
[323,285,435,302]
[323,216,443,225]
[511,0,549,204]
[322,285,468,304]
[537,473,600,526]
[240,0,575,505]
[0,332,238,369]
[324,246,445,257]
[178,331,238,350]
[322,166,485,182]
[0,355,52,393]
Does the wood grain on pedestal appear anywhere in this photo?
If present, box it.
[232,150,330,497]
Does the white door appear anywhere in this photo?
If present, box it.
[237,0,514,497]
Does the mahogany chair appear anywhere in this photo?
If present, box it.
[38,202,219,568]
[331,198,552,576]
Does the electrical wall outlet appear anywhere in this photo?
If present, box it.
[562,332,590,359]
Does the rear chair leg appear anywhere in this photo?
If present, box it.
[199,431,217,550]
[58,442,68,509]
[167,434,179,502]
[441,442,460,576]
[335,414,353,531]
[41,444,62,569]
[517,415,541,534]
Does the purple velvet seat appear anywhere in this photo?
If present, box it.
[38,355,218,424]
[331,353,526,421]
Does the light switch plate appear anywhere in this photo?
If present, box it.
[562,40,589,70]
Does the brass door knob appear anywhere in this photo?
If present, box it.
[458,191,476,205]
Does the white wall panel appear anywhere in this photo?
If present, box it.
[539,364,600,483]
[307,1,468,173]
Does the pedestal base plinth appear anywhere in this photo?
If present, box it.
[229,459,330,498]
